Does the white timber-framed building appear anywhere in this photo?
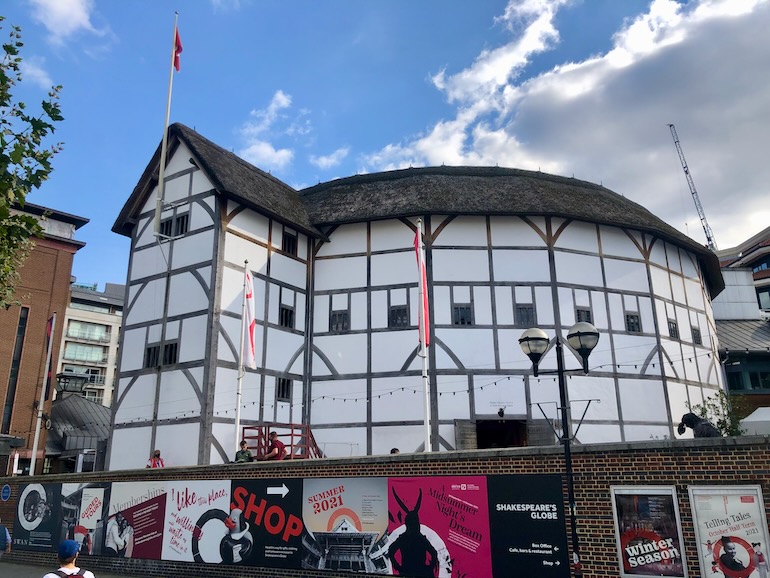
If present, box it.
[106,123,725,469]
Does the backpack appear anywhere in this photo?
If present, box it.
[55,570,87,578]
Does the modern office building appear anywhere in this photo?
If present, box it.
[0,203,87,475]
[107,123,725,470]
[56,282,125,408]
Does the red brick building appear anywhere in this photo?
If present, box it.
[0,203,87,475]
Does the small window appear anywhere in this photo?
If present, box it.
[282,232,298,256]
[279,305,295,329]
[144,345,161,368]
[668,320,679,339]
[276,377,292,402]
[174,213,189,236]
[330,310,350,333]
[576,308,592,324]
[159,218,173,238]
[692,327,702,345]
[625,314,641,333]
[452,305,473,326]
[163,342,179,365]
[389,305,409,328]
[515,305,535,327]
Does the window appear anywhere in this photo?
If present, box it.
[163,342,179,365]
[174,213,189,236]
[83,389,104,405]
[749,370,770,390]
[64,342,107,363]
[692,327,702,345]
[2,307,29,434]
[279,305,295,329]
[62,365,105,384]
[389,305,409,328]
[70,301,111,314]
[625,314,641,333]
[282,231,298,256]
[67,320,110,342]
[515,305,535,327]
[159,218,173,237]
[276,377,292,402]
[144,344,160,368]
[668,319,679,339]
[330,310,350,333]
[452,305,473,326]
[576,308,592,324]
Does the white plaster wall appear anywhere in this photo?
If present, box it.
[535,287,554,325]
[131,246,172,279]
[213,366,262,420]
[495,287,514,324]
[370,332,418,373]
[315,257,367,290]
[433,216,487,246]
[474,286,493,325]
[493,250,550,282]
[114,374,156,424]
[434,328,495,370]
[527,377,561,420]
[211,422,237,464]
[265,329,305,371]
[671,274,687,305]
[227,207,271,245]
[649,238,668,268]
[433,249,490,282]
[120,328,147,372]
[372,425,425,454]
[125,279,166,325]
[666,243,682,275]
[313,335,368,374]
[599,226,643,259]
[554,221,599,253]
[161,172,189,204]
[179,315,208,362]
[371,251,419,286]
[370,376,429,422]
[350,292,367,331]
[171,230,216,269]
[473,376,527,417]
[649,266,673,300]
[189,198,216,231]
[157,369,203,420]
[567,376,618,421]
[167,271,210,317]
[591,291,609,330]
[317,223,367,257]
[109,427,153,470]
[618,378,669,422]
[271,253,307,288]
[370,220,413,252]
[611,334,659,371]
[489,216,546,246]
[604,258,649,293]
[224,233,269,277]
[435,382,470,420]
[156,422,200,467]
[311,379,367,424]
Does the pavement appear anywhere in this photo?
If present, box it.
[0,561,147,578]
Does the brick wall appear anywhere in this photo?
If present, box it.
[1,436,769,577]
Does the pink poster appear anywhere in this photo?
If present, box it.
[387,476,492,578]
[106,482,167,560]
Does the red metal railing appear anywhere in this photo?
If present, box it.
[241,423,324,460]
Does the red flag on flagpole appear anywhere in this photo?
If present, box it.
[243,270,257,369]
[415,229,430,347]
[173,27,183,71]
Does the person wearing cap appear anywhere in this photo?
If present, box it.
[41,539,96,578]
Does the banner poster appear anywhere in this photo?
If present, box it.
[689,485,770,578]
[12,482,62,551]
[228,478,304,568]
[59,483,109,556]
[386,476,492,578]
[487,474,570,578]
[161,480,231,563]
[610,486,687,578]
[301,477,390,574]
[105,481,167,560]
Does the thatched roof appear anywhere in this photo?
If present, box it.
[300,166,724,297]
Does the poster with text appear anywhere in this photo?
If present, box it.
[229,478,304,569]
[611,486,687,578]
[487,474,569,578]
[689,486,770,578]
[387,476,492,577]
[12,482,62,551]
[60,483,109,556]
[161,480,231,563]
[301,477,390,573]
[105,481,167,560]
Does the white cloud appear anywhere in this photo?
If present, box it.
[238,140,293,171]
[310,147,350,170]
[364,0,770,249]
[20,57,53,89]
[242,90,292,137]
[29,0,104,44]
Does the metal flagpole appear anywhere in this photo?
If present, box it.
[30,312,56,476]
[417,218,431,452]
[235,261,248,453]
[154,12,180,235]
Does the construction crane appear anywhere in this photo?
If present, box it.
[668,123,717,251]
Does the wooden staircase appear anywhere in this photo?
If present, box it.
[241,423,324,459]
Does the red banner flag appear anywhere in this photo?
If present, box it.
[415,229,430,347]
[173,27,183,71]
[242,270,257,369]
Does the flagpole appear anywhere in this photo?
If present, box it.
[235,260,248,453]
[30,312,56,476]
[417,219,431,452]
[154,11,180,235]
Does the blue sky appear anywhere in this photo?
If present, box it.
[5,0,770,287]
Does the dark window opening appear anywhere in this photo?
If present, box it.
[668,320,679,339]
[279,305,295,329]
[174,213,189,236]
[515,305,535,327]
[692,327,702,345]
[159,218,173,238]
[2,307,29,434]
[163,342,179,365]
[330,310,350,333]
[389,305,409,328]
[282,232,298,256]
[625,314,641,333]
[453,305,473,326]
[144,344,161,368]
[276,377,292,401]
[476,419,528,449]
[576,308,592,324]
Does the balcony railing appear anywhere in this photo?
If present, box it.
[62,354,109,364]
[242,423,324,460]
[66,329,111,343]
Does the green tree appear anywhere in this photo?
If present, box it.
[687,390,748,436]
[0,17,63,309]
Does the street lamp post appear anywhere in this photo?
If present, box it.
[519,322,599,576]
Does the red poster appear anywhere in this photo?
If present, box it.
[387,477,492,577]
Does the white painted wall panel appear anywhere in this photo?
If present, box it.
[331,293,348,310]
[671,274,686,305]
[370,220,413,252]
[554,221,598,253]
[311,380,367,423]
[612,334,658,371]
[268,284,279,325]
[432,286,451,325]
[599,226,643,259]
[535,286,554,325]
[490,216,545,246]
[558,287,575,326]
[165,320,179,341]
[681,252,699,279]
[172,230,216,269]
[372,425,424,454]
[157,370,202,420]
[109,427,153,470]
[317,223,367,257]
[371,251,418,286]
[474,376,527,417]
[438,424,455,451]
[141,182,159,214]
[591,291,608,330]
[607,293,624,332]
[114,374,156,423]
[435,328,495,370]
[684,279,705,311]
[217,315,239,364]
[315,257,367,290]
[433,216,487,246]
[604,258,649,293]
[314,426,366,457]
[162,173,189,204]
[313,335,368,374]
[618,378,668,421]
[666,381,689,428]
[214,367,262,419]
[433,249,489,282]
[528,377,560,420]
[639,297,654,334]
[131,246,172,279]
[135,215,158,248]
[224,233,269,276]
[265,329,305,372]
[165,142,194,175]
[624,425,671,442]
[179,315,208,362]
[120,328,147,372]
[493,250,550,282]
[314,295,330,332]
[371,291,387,329]
[573,424,621,444]
[371,376,427,422]
[156,423,200,467]
[650,267,673,300]
[688,384,705,409]
[495,287,513,324]
[649,239,668,268]
[168,272,209,316]
[271,254,307,288]
[295,297,306,333]
[514,286,532,304]
[436,385,470,420]
[211,423,235,464]
[555,252,603,287]
[666,244,682,275]
[370,332,418,373]
[193,172,214,196]
[567,376,618,420]
[473,286,492,325]
[227,209,271,245]
[126,279,166,325]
